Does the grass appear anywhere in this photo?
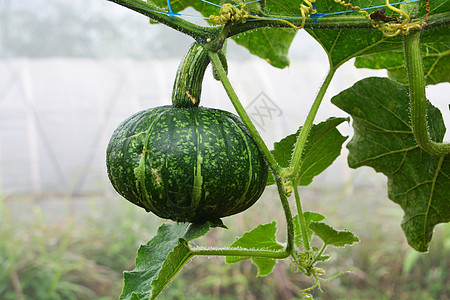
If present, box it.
[0,186,448,300]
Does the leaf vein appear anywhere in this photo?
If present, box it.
[356,144,417,166]
[423,155,446,247]
[392,180,433,199]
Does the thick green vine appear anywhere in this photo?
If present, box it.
[291,68,336,182]
[403,31,450,155]
[107,0,450,43]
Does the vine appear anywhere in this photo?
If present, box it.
[403,31,450,155]
[108,0,449,40]
[331,0,427,36]
[207,0,428,36]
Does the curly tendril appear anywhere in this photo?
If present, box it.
[209,0,428,36]
[377,0,425,36]
[209,1,249,24]
[333,0,427,37]
[424,0,431,21]
[333,0,371,19]
[297,0,317,30]
[209,0,303,29]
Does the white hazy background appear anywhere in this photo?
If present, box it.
[0,0,449,198]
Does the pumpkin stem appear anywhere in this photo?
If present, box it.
[172,43,211,108]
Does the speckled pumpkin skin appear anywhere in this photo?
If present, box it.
[106,106,268,223]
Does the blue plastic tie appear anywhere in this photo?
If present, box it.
[310,13,325,24]
[166,0,180,20]
[121,0,421,24]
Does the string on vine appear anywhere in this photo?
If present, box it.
[119,0,429,37]
[206,0,429,36]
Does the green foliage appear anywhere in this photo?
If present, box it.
[331,77,449,252]
[121,222,211,300]
[309,222,359,247]
[226,222,284,276]
[0,198,155,300]
[120,0,450,68]
[355,41,450,85]
[232,28,296,68]
[267,118,348,186]
[293,212,325,245]
[308,14,448,69]
[0,207,102,300]
[2,194,449,299]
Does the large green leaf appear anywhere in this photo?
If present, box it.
[238,0,299,68]
[306,0,398,67]
[306,0,449,67]
[226,222,284,276]
[150,239,193,297]
[243,0,448,68]
[355,42,450,85]
[331,77,450,252]
[267,117,348,186]
[232,27,296,68]
[307,27,397,68]
[120,222,211,300]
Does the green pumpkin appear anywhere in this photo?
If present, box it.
[106,43,268,223]
[106,106,268,223]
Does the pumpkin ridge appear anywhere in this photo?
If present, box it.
[208,110,233,215]
[191,110,204,211]
[225,114,254,214]
[133,109,169,212]
[161,110,193,216]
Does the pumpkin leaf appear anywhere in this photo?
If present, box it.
[307,27,398,69]
[267,117,348,186]
[355,42,450,85]
[305,0,401,68]
[309,222,359,247]
[261,0,448,68]
[226,222,284,277]
[232,28,296,68]
[306,1,449,68]
[150,239,193,298]
[120,222,210,300]
[293,212,326,246]
[331,77,450,252]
